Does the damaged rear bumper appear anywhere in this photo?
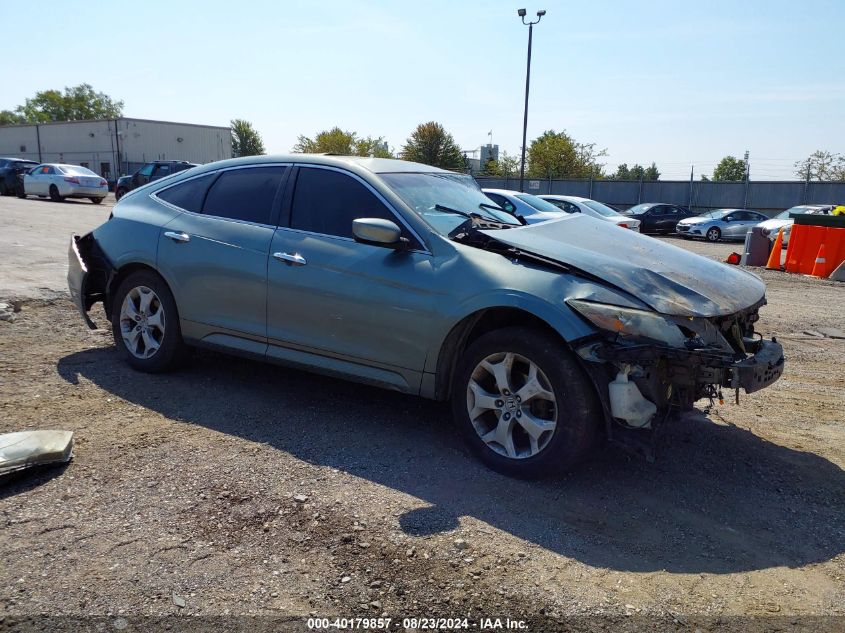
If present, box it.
[68,234,113,330]
[68,235,96,329]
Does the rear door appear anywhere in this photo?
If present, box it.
[155,165,288,348]
[266,165,435,392]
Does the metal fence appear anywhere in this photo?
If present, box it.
[474,177,845,216]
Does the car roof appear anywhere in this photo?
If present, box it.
[187,154,450,176]
[539,194,588,202]
[0,157,37,162]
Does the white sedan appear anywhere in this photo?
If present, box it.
[756,204,834,246]
[22,163,108,204]
[481,188,568,224]
[539,195,640,231]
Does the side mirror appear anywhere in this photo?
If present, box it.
[353,218,407,249]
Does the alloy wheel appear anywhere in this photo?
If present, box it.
[119,286,166,359]
[466,352,557,459]
[706,227,720,242]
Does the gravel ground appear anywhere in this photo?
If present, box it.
[1,196,844,631]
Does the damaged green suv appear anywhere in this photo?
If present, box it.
[68,155,784,478]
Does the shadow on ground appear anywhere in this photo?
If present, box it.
[57,347,845,575]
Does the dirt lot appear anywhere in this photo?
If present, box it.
[1,195,844,630]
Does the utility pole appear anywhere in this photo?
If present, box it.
[517,8,545,193]
[743,150,750,209]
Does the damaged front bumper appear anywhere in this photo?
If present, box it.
[590,336,785,395]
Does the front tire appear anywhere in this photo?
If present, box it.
[49,185,64,202]
[705,227,721,242]
[111,270,188,372]
[451,327,601,478]
[90,197,103,204]
[115,187,127,200]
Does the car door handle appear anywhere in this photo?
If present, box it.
[273,252,307,266]
[164,231,190,243]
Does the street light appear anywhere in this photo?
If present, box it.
[517,8,545,192]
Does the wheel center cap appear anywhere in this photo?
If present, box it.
[505,396,517,411]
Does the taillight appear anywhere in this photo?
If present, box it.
[64,176,80,184]
[99,179,107,186]
[618,223,628,229]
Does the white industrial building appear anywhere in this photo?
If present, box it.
[0,117,232,182]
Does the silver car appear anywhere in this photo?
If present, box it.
[22,163,108,204]
[538,195,641,231]
[675,209,769,242]
[481,188,567,224]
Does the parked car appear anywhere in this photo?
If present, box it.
[618,203,696,234]
[756,204,835,246]
[69,155,784,478]
[481,188,566,224]
[539,194,641,231]
[0,157,38,195]
[675,209,769,242]
[115,160,197,200]
[22,163,108,203]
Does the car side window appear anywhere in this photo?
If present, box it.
[650,206,665,216]
[41,166,52,175]
[138,164,155,177]
[202,167,286,224]
[290,168,417,245]
[484,192,517,215]
[156,173,217,213]
[151,164,171,181]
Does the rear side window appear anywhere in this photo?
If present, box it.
[291,167,413,242]
[203,167,286,224]
[156,173,216,213]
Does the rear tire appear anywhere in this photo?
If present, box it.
[451,326,601,478]
[90,197,103,204]
[49,185,64,202]
[111,270,189,373]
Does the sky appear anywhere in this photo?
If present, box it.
[6,0,844,180]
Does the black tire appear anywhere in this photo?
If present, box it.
[0,180,8,196]
[49,185,64,202]
[451,326,601,478]
[90,197,103,204]
[115,187,127,200]
[15,185,26,199]
[111,270,189,373]
[705,226,721,242]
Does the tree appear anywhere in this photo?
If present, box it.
[479,151,519,177]
[0,110,23,125]
[231,119,265,157]
[610,162,659,180]
[710,155,747,181]
[2,84,123,124]
[794,150,845,181]
[401,121,465,170]
[293,127,392,157]
[525,130,606,179]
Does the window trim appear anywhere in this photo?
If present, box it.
[151,163,292,228]
[283,163,429,254]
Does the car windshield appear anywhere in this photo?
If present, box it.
[583,200,622,217]
[61,165,98,177]
[380,172,520,236]
[515,194,563,213]
[623,203,654,215]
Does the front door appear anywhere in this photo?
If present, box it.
[266,166,435,391]
[155,166,288,346]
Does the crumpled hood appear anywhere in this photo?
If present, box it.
[480,215,766,317]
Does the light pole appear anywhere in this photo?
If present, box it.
[518,8,545,193]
